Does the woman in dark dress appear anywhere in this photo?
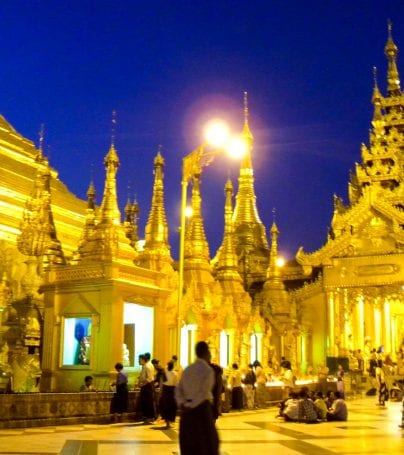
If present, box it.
[110,362,128,416]
[159,360,178,428]
[230,363,244,411]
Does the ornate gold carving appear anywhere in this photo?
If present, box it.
[355,264,399,276]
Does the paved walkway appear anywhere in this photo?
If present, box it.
[0,397,402,454]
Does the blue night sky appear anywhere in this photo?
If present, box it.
[0,1,403,260]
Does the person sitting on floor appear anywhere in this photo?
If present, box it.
[297,387,318,423]
[282,392,299,422]
[314,391,327,420]
[390,382,403,402]
[326,391,348,421]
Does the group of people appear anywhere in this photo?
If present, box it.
[278,388,348,423]
[110,352,181,428]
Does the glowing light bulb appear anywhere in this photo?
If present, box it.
[204,119,230,148]
[226,136,247,160]
[276,257,285,267]
[184,206,193,218]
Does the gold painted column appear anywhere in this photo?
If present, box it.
[373,300,382,348]
[383,299,391,354]
[355,295,365,351]
[256,333,263,365]
[327,292,335,356]
[391,313,397,359]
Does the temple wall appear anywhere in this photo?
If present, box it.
[0,391,137,428]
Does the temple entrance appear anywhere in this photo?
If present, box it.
[123,303,154,368]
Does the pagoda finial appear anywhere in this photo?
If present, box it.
[111,110,117,146]
[39,124,44,152]
[372,66,383,120]
[242,91,253,143]
[244,91,249,127]
[384,20,401,96]
[373,66,378,88]
[36,124,45,162]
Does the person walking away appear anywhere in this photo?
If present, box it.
[242,364,256,410]
[159,360,178,429]
[110,362,128,420]
[137,354,156,424]
[229,363,243,411]
[253,360,267,408]
[151,358,166,420]
[175,341,219,455]
[375,359,388,406]
[336,364,345,399]
[210,362,224,421]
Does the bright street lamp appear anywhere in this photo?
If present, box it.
[176,119,247,364]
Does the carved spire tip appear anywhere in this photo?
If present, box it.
[111,110,117,146]
[243,91,249,125]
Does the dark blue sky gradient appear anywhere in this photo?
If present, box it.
[0,1,403,260]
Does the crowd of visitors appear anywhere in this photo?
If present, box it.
[100,340,403,449]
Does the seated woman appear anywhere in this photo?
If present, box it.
[326,391,348,421]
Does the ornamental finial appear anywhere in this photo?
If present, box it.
[111,110,117,146]
[244,91,249,127]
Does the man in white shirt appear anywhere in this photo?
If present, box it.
[138,354,156,424]
[175,341,219,455]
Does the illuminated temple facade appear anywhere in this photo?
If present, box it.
[0,30,403,392]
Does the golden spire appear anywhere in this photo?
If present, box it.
[268,220,280,278]
[77,114,136,264]
[371,67,383,121]
[87,178,96,210]
[232,93,269,286]
[184,174,210,263]
[215,179,242,281]
[385,21,401,96]
[353,30,403,197]
[74,178,97,262]
[18,153,66,267]
[263,219,289,319]
[36,124,45,162]
[142,147,170,256]
[124,195,140,249]
[99,111,121,225]
[241,91,253,170]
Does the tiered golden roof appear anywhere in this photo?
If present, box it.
[297,24,404,268]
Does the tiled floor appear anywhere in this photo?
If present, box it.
[0,397,402,454]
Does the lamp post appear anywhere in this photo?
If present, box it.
[176,120,247,365]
